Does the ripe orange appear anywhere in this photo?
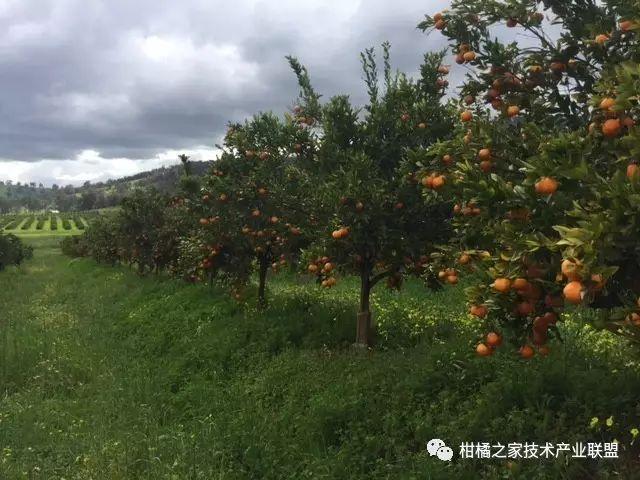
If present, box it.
[458,253,471,265]
[431,175,446,189]
[331,230,341,239]
[512,278,529,291]
[401,113,410,122]
[533,315,549,332]
[355,201,365,212]
[418,122,427,129]
[486,332,502,347]
[506,18,518,28]
[251,209,261,217]
[463,51,477,62]
[464,95,475,105]
[259,151,269,161]
[563,281,584,304]
[535,177,559,195]
[470,304,488,318]
[595,34,609,45]
[478,148,492,161]
[476,343,493,357]
[626,312,640,326]
[520,345,535,359]
[492,278,511,293]
[479,161,493,173]
[245,150,255,158]
[561,259,582,281]
[446,275,459,285]
[442,154,453,165]
[627,163,639,179]
[602,118,622,138]
[435,19,446,30]
[323,262,334,272]
[550,62,566,74]
[507,105,520,117]
[600,97,616,110]
[433,12,443,22]
[461,110,473,122]
[543,311,558,325]
[532,329,547,346]
[199,218,209,226]
[455,53,465,65]
[438,65,449,74]
[620,20,634,32]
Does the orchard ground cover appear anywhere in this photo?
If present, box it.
[1,237,640,479]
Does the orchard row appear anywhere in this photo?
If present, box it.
[0,213,93,233]
[64,1,640,354]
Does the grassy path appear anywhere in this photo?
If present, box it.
[1,238,640,479]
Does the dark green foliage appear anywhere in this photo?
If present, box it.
[0,233,33,270]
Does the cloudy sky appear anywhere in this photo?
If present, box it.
[0,0,458,186]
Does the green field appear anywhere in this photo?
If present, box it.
[0,213,91,236]
[1,237,639,478]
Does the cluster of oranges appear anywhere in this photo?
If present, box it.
[421,173,446,190]
[331,227,350,239]
[437,268,459,285]
[293,105,315,127]
[589,97,635,139]
[454,43,477,64]
[244,149,271,161]
[271,254,288,272]
[475,332,502,357]
[477,147,493,173]
[199,216,220,226]
[307,256,337,288]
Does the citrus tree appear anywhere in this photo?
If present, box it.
[190,112,314,306]
[417,0,640,357]
[288,45,455,346]
[0,233,33,271]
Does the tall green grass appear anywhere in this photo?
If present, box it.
[1,237,639,479]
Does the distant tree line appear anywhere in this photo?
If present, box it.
[0,161,212,213]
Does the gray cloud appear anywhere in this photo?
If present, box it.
[0,0,453,185]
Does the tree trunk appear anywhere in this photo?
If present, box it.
[258,256,269,308]
[355,265,372,347]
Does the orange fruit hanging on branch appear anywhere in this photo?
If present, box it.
[535,177,559,195]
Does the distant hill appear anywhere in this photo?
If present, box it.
[0,160,213,213]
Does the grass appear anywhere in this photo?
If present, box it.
[1,237,640,479]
